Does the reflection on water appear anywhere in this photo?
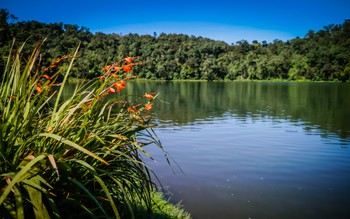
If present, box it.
[66,81,350,218]
[127,81,350,140]
[126,81,350,219]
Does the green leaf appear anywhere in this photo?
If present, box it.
[23,176,51,219]
[0,154,47,205]
[13,186,24,219]
[94,176,121,219]
[68,177,107,216]
[50,43,80,127]
[39,133,109,165]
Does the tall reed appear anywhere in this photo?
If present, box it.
[0,40,165,218]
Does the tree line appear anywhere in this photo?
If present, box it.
[1,9,350,82]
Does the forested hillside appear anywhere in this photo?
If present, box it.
[1,9,349,81]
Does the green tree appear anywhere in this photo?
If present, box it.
[288,54,310,80]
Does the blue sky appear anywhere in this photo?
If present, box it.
[2,0,350,44]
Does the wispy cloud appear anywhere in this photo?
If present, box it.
[93,22,296,44]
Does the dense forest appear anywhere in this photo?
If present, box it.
[1,9,350,82]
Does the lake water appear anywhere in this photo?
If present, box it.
[65,80,350,218]
[125,81,350,219]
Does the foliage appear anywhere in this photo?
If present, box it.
[1,9,350,82]
[0,39,169,218]
[134,191,191,219]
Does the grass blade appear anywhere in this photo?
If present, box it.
[0,154,47,205]
[39,133,109,165]
[94,176,121,219]
[68,177,108,216]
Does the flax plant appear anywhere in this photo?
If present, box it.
[0,40,165,218]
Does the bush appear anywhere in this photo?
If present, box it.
[0,40,168,218]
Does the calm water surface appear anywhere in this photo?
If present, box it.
[125,81,350,219]
[75,81,350,219]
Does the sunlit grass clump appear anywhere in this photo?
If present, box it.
[0,40,181,218]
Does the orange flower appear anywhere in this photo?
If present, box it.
[100,75,105,81]
[86,101,92,107]
[127,107,132,112]
[123,65,132,73]
[120,80,126,87]
[124,57,133,63]
[143,93,154,100]
[113,80,126,92]
[36,83,42,93]
[102,65,111,72]
[56,57,62,63]
[42,74,51,80]
[145,103,153,111]
[111,73,118,78]
[44,67,49,72]
[108,87,116,93]
[127,106,138,114]
[51,64,57,69]
[113,66,120,72]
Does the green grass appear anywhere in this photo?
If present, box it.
[135,190,191,219]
